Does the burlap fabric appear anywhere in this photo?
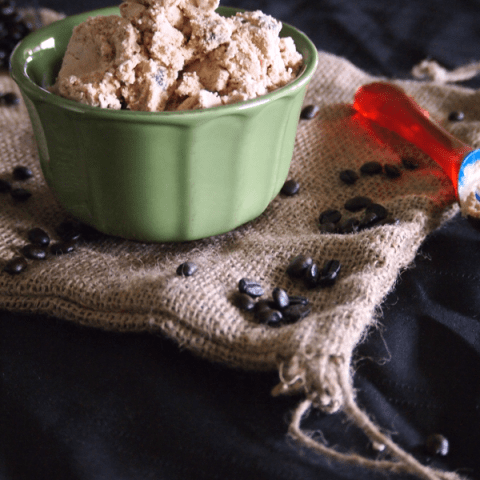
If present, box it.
[2,10,478,479]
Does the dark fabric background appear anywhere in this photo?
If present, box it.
[2,1,480,480]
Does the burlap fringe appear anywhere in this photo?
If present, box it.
[412,58,480,84]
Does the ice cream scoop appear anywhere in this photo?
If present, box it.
[353,81,480,217]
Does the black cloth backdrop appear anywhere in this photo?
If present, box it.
[2,1,480,480]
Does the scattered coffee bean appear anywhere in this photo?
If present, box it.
[448,111,464,122]
[360,161,383,175]
[232,292,255,312]
[338,217,360,234]
[176,261,198,277]
[384,164,402,178]
[344,196,373,212]
[300,104,319,120]
[339,169,359,185]
[425,434,449,456]
[288,295,309,306]
[21,244,47,260]
[286,254,313,278]
[318,259,341,287]
[254,298,276,315]
[238,278,264,298]
[401,156,419,170]
[50,241,76,255]
[281,179,300,196]
[27,227,50,246]
[3,256,27,274]
[318,222,337,234]
[0,92,20,106]
[319,209,342,225]
[12,165,33,180]
[10,187,31,201]
[304,262,319,289]
[256,307,283,327]
[56,220,82,242]
[282,303,312,324]
[0,178,11,192]
[272,287,290,310]
[78,222,102,241]
[365,203,388,221]
[358,210,380,230]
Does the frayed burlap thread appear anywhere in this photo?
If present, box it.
[0,14,476,478]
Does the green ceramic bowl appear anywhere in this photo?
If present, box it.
[10,6,318,242]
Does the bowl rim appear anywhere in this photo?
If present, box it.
[10,6,319,120]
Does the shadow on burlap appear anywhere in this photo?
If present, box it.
[1,16,478,478]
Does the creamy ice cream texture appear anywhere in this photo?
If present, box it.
[50,0,304,111]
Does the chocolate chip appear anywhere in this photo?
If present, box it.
[338,217,360,234]
[232,292,255,312]
[360,161,383,175]
[339,169,359,185]
[256,307,283,327]
[3,256,27,274]
[401,157,419,170]
[272,287,290,310]
[304,262,319,289]
[0,178,11,192]
[238,278,264,298]
[319,209,342,225]
[286,254,313,278]
[27,227,50,246]
[318,222,337,234]
[288,295,309,306]
[50,241,76,255]
[282,303,311,323]
[281,179,300,196]
[21,244,47,260]
[384,164,402,178]
[176,261,198,277]
[425,434,449,456]
[344,196,373,212]
[10,187,31,201]
[448,111,464,122]
[300,104,319,120]
[317,259,341,287]
[12,165,33,180]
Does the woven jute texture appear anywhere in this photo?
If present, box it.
[1,11,477,477]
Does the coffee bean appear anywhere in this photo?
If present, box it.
[448,111,464,122]
[338,217,360,234]
[425,434,449,456]
[300,104,319,120]
[318,259,341,287]
[401,157,419,170]
[12,165,33,180]
[254,299,276,315]
[272,287,290,310]
[56,220,82,242]
[232,292,255,312]
[1,92,20,106]
[281,179,300,196]
[360,161,383,175]
[304,262,319,289]
[384,164,402,178]
[4,256,27,274]
[50,241,76,255]
[176,261,198,277]
[78,222,102,241]
[0,178,11,192]
[344,196,373,212]
[288,295,309,306]
[27,227,50,246]
[286,254,313,278]
[319,209,342,225]
[318,222,337,234]
[339,169,359,185]
[10,187,31,201]
[256,307,283,327]
[365,203,388,220]
[282,304,312,324]
[358,211,379,230]
[238,278,264,298]
[21,244,47,260]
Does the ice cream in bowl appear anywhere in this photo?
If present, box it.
[10,0,318,242]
